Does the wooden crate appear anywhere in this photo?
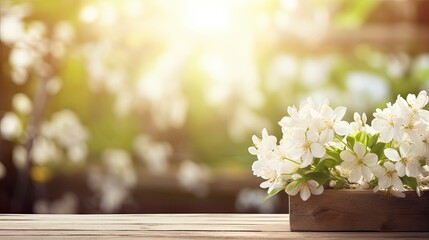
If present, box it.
[289,189,429,231]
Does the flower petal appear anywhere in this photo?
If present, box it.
[310,143,325,158]
[371,165,384,177]
[421,110,429,123]
[405,164,419,178]
[285,183,300,196]
[384,148,400,161]
[384,162,395,171]
[378,177,389,189]
[399,144,411,156]
[262,128,268,138]
[415,91,428,108]
[319,129,334,144]
[395,163,405,177]
[252,135,260,145]
[392,176,405,191]
[341,161,354,170]
[260,180,272,188]
[353,142,366,159]
[300,185,311,201]
[312,185,324,195]
[363,153,378,166]
[306,130,319,142]
[349,168,362,183]
[301,151,313,168]
[340,150,355,162]
[248,147,258,155]
[307,180,318,188]
[334,106,347,121]
[406,93,416,105]
[333,121,351,136]
[381,127,394,143]
[361,166,372,181]
[288,147,303,160]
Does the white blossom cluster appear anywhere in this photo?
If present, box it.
[87,149,137,213]
[1,109,89,170]
[249,91,429,201]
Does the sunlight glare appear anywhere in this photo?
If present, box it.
[80,5,99,23]
[181,0,234,35]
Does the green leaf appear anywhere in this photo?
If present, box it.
[316,158,339,170]
[401,176,417,190]
[313,158,321,167]
[262,187,285,203]
[355,131,366,145]
[367,133,380,148]
[370,142,386,158]
[346,135,355,149]
[326,149,342,162]
[334,0,379,30]
[304,172,329,186]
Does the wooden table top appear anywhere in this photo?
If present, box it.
[0,214,428,239]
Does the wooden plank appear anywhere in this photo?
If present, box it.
[0,229,428,239]
[0,214,428,239]
[290,189,429,231]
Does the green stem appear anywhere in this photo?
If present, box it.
[284,157,301,165]
[335,134,350,149]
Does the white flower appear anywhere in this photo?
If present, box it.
[31,137,61,165]
[39,110,89,163]
[248,128,278,161]
[395,95,428,143]
[41,110,88,149]
[177,159,210,198]
[285,174,324,201]
[279,98,328,132]
[372,103,405,142]
[251,93,429,200]
[310,104,351,143]
[67,144,88,164]
[278,105,309,131]
[12,93,32,115]
[335,165,351,179]
[0,112,23,140]
[390,188,406,198]
[384,144,420,178]
[405,91,429,123]
[250,131,298,193]
[288,129,325,168]
[87,149,137,213]
[350,112,377,134]
[340,142,378,182]
[373,185,406,198]
[252,159,287,193]
[102,149,137,189]
[372,162,405,191]
[415,127,429,164]
[134,134,172,174]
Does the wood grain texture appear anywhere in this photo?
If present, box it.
[0,214,428,239]
[290,189,429,232]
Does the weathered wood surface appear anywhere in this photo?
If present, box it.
[290,189,429,232]
[0,214,428,239]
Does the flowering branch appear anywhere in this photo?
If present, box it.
[250,91,429,201]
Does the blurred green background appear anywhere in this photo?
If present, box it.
[0,0,428,213]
